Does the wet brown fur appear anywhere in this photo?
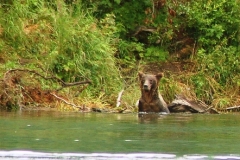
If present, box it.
[138,72,170,113]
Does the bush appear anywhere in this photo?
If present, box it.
[178,0,240,51]
[0,0,122,102]
[197,46,240,85]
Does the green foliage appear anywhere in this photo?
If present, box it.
[91,0,151,31]
[117,40,143,62]
[90,0,240,64]
[0,0,122,102]
[197,46,240,86]
[90,0,171,62]
[190,73,215,103]
[171,0,240,107]
[143,46,168,61]
[160,77,180,103]
[178,0,240,51]
[216,98,231,109]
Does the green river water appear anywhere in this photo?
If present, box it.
[0,111,240,159]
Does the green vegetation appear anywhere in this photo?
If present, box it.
[0,0,239,112]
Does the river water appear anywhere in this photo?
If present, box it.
[0,111,240,159]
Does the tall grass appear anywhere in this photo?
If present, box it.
[0,0,122,104]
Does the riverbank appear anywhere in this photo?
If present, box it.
[0,61,239,113]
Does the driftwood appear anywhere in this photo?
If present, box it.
[226,106,240,111]
[116,89,124,107]
[50,93,80,108]
[168,95,219,114]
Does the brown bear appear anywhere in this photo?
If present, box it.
[138,72,170,113]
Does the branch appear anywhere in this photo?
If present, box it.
[151,0,155,18]
[116,89,124,107]
[226,106,240,110]
[133,26,157,36]
[60,80,92,87]
[50,93,81,109]
[4,68,91,91]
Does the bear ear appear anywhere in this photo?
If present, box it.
[138,71,144,79]
[156,72,163,80]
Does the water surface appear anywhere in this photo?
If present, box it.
[0,111,240,159]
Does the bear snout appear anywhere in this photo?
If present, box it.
[143,84,149,90]
[143,81,151,91]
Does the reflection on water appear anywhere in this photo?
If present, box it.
[138,113,167,123]
[0,111,240,159]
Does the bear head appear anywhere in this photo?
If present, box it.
[138,72,163,92]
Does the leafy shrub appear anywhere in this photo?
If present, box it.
[178,0,240,51]
[143,46,168,61]
[89,0,171,62]
[197,46,240,85]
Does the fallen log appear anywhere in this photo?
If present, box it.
[168,95,219,114]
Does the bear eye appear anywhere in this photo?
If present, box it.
[149,80,153,84]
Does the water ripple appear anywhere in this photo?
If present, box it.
[0,151,240,159]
